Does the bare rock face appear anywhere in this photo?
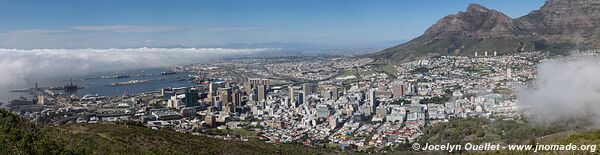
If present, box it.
[517,0,600,34]
[425,4,517,38]
[373,0,600,63]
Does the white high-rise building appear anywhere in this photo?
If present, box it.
[507,68,512,79]
[288,85,295,105]
[369,89,377,111]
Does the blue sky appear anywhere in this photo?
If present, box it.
[0,0,545,49]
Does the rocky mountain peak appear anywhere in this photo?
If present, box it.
[424,3,515,37]
[466,3,490,13]
[373,0,600,63]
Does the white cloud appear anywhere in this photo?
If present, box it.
[0,48,278,89]
[70,25,177,33]
[518,54,600,124]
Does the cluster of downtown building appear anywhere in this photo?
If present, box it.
[7,51,546,151]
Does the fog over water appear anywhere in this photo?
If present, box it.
[518,55,600,124]
[0,48,276,102]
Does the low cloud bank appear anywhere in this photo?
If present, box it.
[518,55,600,124]
[0,48,275,89]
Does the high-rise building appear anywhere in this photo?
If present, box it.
[167,95,181,109]
[392,84,405,98]
[507,68,512,79]
[331,87,339,101]
[262,79,270,90]
[303,83,317,95]
[183,88,200,107]
[288,85,295,105]
[218,87,232,104]
[248,78,261,88]
[296,92,304,108]
[208,83,216,101]
[232,90,242,107]
[369,89,378,112]
[258,84,267,102]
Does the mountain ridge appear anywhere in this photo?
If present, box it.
[372,0,600,63]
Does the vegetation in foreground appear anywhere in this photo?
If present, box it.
[0,109,330,155]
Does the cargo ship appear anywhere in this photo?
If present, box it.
[113,75,130,79]
[161,71,177,75]
[64,79,79,92]
[110,80,148,86]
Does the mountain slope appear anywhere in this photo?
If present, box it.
[373,0,600,63]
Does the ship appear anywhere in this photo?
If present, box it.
[113,75,130,79]
[161,71,177,75]
[110,80,148,86]
[64,79,79,92]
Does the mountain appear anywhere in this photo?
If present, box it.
[372,0,600,63]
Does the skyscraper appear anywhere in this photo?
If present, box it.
[218,87,232,104]
[369,89,377,112]
[208,83,216,101]
[258,84,267,102]
[262,79,270,90]
[183,88,200,107]
[248,78,261,86]
[392,84,404,98]
[232,90,242,107]
[288,85,295,105]
[296,92,304,108]
[332,87,339,101]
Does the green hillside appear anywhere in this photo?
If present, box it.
[0,109,330,155]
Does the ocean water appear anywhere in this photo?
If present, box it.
[0,68,198,103]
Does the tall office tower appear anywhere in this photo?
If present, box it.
[262,79,270,90]
[475,52,478,57]
[296,92,304,108]
[484,51,488,57]
[208,83,216,101]
[288,85,295,105]
[369,89,377,111]
[507,68,512,79]
[184,88,200,107]
[494,51,497,56]
[392,84,405,98]
[248,78,262,88]
[331,87,339,101]
[258,84,267,102]
[303,83,316,95]
[232,90,242,107]
[218,87,232,104]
